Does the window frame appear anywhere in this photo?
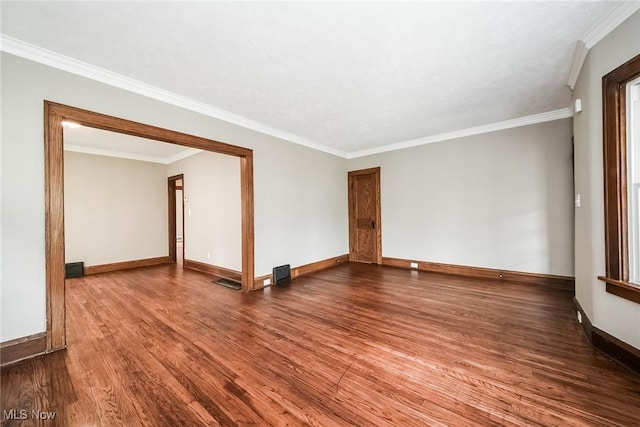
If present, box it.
[629,79,640,284]
[599,53,640,304]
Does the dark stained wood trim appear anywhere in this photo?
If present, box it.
[253,274,273,289]
[347,167,381,176]
[44,101,256,353]
[57,104,250,156]
[0,333,47,367]
[291,254,350,279]
[241,153,255,291]
[605,283,640,304]
[592,326,640,376]
[601,54,640,302]
[375,171,382,265]
[253,255,350,287]
[167,174,184,264]
[44,102,66,353]
[348,167,382,264]
[183,259,242,281]
[84,257,171,276]
[382,257,575,291]
[574,298,640,376]
[598,276,640,304]
[168,178,177,263]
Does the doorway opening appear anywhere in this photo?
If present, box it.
[168,175,185,265]
[44,101,255,352]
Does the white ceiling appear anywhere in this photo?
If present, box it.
[1,1,637,157]
[64,125,200,164]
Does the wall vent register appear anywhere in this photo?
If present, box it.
[273,264,291,285]
[65,262,84,278]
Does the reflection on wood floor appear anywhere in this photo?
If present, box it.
[2,263,639,426]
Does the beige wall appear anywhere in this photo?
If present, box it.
[0,52,348,342]
[573,11,640,349]
[64,151,169,266]
[167,151,241,271]
[348,119,574,276]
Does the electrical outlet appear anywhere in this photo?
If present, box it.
[577,311,582,323]
[264,278,271,286]
[410,262,418,269]
[207,252,211,260]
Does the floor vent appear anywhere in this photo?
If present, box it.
[215,278,241,290]
[65,262,84,278]
[273,264,291,285]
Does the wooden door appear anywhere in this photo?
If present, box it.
[348,167,382,263]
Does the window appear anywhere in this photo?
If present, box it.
[599,54,640,303]
[629,77,640,285]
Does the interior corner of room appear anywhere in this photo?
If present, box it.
[1,3,640,425]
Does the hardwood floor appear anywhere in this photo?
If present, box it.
[2,263,640,426]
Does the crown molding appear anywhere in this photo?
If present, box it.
[567,2,640,89]
[0,35,576,161]
[347,108,573,159]
[0,35,348,159]
[64,143,200,165]
[582,1,640,49]
[164,148,202,164]
[567,41,588,90]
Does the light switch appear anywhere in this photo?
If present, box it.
[575,194,581,208]
[574,98,582,114]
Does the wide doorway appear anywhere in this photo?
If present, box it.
[44,101,255,352]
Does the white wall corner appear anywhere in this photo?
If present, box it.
[567,3,640,93]
[567,41,588,90]
[581,1,640,49]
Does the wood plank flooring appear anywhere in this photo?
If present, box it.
[2,263,640,426]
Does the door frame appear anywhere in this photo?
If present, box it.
[348,167,382,264]
[44,101,255,353]
[168,174,185,263]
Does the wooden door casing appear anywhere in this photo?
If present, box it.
[167,175,184,264]
[348,167,382,264]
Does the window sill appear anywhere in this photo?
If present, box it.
[598,276,640,304]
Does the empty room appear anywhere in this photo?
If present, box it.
[1,2,639,426]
